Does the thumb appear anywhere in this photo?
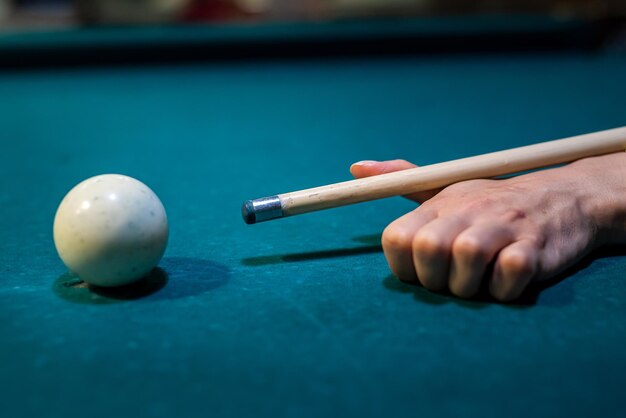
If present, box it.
[349,159,438,203]
[350,159,417,178]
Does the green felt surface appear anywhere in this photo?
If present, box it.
[1,39,626,418]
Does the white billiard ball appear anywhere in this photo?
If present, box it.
[54,174,168,287]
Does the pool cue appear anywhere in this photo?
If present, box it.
[242,126,626,224]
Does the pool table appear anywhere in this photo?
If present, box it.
[1,17,625,418]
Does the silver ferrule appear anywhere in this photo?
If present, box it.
[242,196,284,224]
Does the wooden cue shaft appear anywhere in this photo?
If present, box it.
[242,126,626,224]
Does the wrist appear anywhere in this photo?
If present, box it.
[572,152,626,245]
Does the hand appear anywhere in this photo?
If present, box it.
[351,153,626,301]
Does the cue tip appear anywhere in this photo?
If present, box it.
[241,196,284,224]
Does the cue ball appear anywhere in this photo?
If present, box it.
[53,174,168,287]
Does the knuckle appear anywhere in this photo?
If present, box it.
[412,231,447,259]
[452,236,487,262]
[500,250,536,279]
[502,208,527,222]
[381,225,414,253]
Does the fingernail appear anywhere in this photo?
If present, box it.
[352,160,378,167]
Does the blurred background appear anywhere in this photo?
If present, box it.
[0,1,625,30]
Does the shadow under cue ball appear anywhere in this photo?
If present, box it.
[54,174,169,287]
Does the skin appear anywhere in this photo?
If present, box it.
[350,152,626,302]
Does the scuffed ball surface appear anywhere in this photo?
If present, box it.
[54,174,168,287]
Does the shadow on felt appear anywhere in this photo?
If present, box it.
[53,256,229,304]
[241,234,383,266]
[240,229,626,308]
[383,245,626,308]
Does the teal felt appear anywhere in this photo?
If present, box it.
[0,36,625,418]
